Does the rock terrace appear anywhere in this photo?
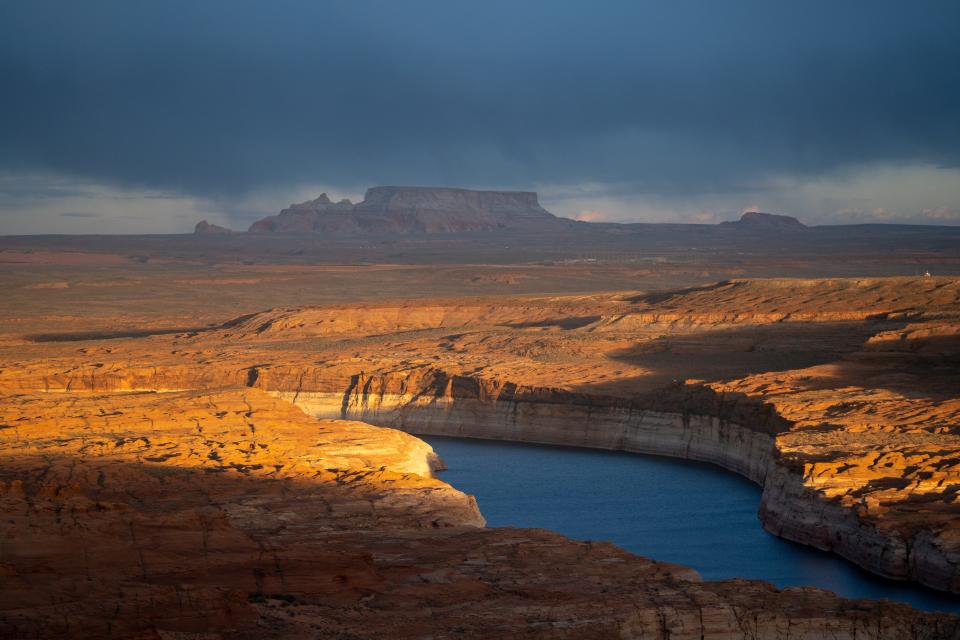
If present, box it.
[1,276,959,638]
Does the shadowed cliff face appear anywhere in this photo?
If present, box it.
[248,186,564,234]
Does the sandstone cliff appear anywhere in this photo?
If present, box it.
[1,388,956,639]
[5,278,955,594]
[2,276,959,637]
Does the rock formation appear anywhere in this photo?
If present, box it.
[1,390,956,638]
[248,186,564,234]
[248,190,810,236]
[2,275,959,636]
[722,211,807,229]
[194,219,232,234]
[0,388,482,637]
[5,277,957,593]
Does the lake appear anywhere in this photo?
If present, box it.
[424,435,960,614]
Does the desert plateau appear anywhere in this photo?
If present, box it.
[2,184,960,637]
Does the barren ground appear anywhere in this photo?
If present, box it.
[1,240,959,638]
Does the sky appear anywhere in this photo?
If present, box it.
[1,1,959,233]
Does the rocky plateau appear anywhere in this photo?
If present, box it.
[1,270,959,638]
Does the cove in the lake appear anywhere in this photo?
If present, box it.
[424,435,960,614]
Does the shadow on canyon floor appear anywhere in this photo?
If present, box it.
[577,320,895,396]
[625,280,735,305]
[505,315,603,330]
[5,453,958,640]
[26,326,212,342]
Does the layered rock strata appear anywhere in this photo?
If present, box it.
[1,388,956,638]
[260,364,959,593]
[0,388,482,637]
[270,372,780,485]
[0,277,957,601]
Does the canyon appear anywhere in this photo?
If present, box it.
[6,0,960,632]
[1,242,959,637]
[8,387,957,638]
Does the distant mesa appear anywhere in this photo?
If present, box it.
[722,211,807,230]
[245,187,810,235]
[248,186,564,234]
[194,220,232,235]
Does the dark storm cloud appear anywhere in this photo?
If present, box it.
[1,1,958,200]
[58,212,100,218]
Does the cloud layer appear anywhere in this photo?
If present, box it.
[1,1,958,231]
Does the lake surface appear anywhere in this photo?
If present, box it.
[424,435,960,614]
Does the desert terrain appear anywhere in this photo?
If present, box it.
[5,0,959,633]
[1,214,959,639]
[3,187,960,638]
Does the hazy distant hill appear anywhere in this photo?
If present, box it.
[248,186,573,234]
[5,185,958,269]
[244,186,826,238]
[721,211,807,230]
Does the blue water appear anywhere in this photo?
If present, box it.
[424,435,960,614]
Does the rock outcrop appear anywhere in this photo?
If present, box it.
[255,361,960,593]
[0,388,485,637]
[248,186,563,234]
[2,276,959,636]
[6,278,956,593]
[193,219,232,234]
[722,211,807,230]
[1,388,956,639]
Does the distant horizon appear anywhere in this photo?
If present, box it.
[0,182,956,237]
[5,209,960,238]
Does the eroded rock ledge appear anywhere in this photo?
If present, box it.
[8,352,955,594]
[1,277,958,636]
[256,364,960,594]
[1,388,956,639]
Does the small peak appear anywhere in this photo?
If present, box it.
[290,193,333,210]
[194,219,232,234]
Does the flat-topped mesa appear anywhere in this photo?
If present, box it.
[722,211,807,230]
[248,185,562,234]
[357,186,549,218]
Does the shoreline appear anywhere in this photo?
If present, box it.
[267,372,959,595]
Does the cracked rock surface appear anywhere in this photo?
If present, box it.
[1,275,959,637]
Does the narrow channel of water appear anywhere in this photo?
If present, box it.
[424,435,960,614]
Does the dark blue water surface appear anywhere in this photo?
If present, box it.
[424,436,960,614]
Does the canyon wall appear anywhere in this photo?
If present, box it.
[273,389,775,485]
[258,368,957,593]
[761,462,959,592]
[7,346,958,594]
[10,358,953,592]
